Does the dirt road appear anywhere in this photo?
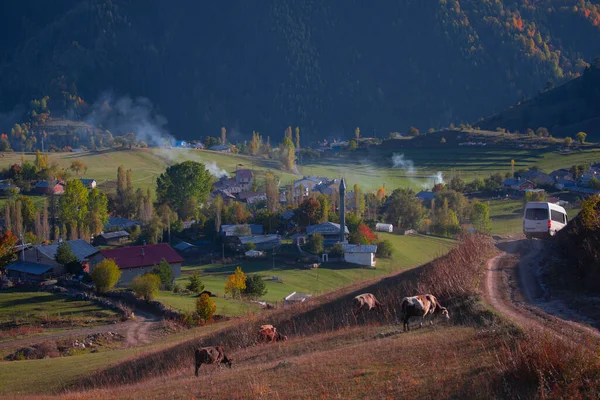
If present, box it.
[483,238,600,347]
[0,310,162,351]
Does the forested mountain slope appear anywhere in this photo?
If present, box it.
[1,0,600,141]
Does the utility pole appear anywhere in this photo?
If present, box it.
[222,242,225,264]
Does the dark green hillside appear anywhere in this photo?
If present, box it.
[478,60,600,141]
[1,1,600,141]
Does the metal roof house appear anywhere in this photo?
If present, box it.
[306,222,349,246]
[22,240,99,275]
[104,217,141,231]
[238,234,281,250]
[6,261,54,281]
[342,244,378,267]
[93,231,129,246]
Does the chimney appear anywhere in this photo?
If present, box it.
[339,178,346,244]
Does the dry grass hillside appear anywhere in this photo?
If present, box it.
[10,235,600,399]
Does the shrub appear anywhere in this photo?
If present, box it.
[306,233,324,254]
[131,273,161,301]
[91,259,122,294]
[195,294,217,322]
[152,258,174,290]
[328,243,344,257]
[376,240,394,258]
[186,273,205,294]
[245,242,256,251]
[243,274,268,299]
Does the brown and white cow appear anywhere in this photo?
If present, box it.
[194,346,232,376]
[352,293,383,317]
[400,294,449,331]
[258,325,288,343]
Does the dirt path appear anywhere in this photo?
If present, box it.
[0,310,162,350]
[483,238,600,347]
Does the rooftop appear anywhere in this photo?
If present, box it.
[415,191,435,201]
[220,224,264,236]
[6,261,53,275]
[306,222,349,236]
[239,235,281,245]
[34,240,98,262]
[343,244,378,253]
[284,291,312,302]
[97,231,129,240]
[99,243,184,270]
[236,169,253,180]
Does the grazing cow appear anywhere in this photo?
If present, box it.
[352,293,383,317]
[258,325,288,343]
[194,346,232,376]
[400,294,449,331]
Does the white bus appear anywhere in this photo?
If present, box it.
[523,202,568,239]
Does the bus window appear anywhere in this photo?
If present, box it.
[526,208,548,220]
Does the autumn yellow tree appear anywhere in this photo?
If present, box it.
[295,126,300,149]
[69,159,87,176]
[196,293,217,322]
[377,187,386,200]
[221,127,227,145]
[224,266,246,299]
[355,127,360,139]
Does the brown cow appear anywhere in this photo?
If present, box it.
[400,294,449,332]
[194,346,232,376]
[352,293,383,317]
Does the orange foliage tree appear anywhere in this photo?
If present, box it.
[196,293,217,322]
[0,231,18,272]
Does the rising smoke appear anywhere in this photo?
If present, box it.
[391,152,445,189]
[204,161,229,178]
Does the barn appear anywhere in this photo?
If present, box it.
[343,244,377,267]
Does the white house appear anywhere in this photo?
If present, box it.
[375,223,393,233]
[343,244,377,267]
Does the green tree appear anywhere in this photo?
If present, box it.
[196,293,216,322]
[18,195,36,229]
[91,259,122,294]
[88,188,109,235]
[376,240,394,258]
[224,266,246,299]
[60,179,89,236]
[348,139,358,151]
[279,137,296,171]
[316,194,330,223]
[243,274,268,299]
[152,258,174,290]
[131,273,161,300]
[590,177,600,190]
[55,242,78,265]
[385,188,425,229]
[536,127,549,137]
[156,161,213,211]
[186,272,205,294]
[575,131,587,144]
[124,132,137,149]
[306,233,324,254]
[471,202,492,234]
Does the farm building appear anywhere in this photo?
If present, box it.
[375,223,393,233]
[343,244,377,267]
[93,231,129,246]
[235,169,253,186]
[89,243,184,286]
[306,222,349,246]
[284,292,312,307]
[22,240,99,275]
[5,261,54,281]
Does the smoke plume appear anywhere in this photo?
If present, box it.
[204,161,229,178]
[391,153,416,175]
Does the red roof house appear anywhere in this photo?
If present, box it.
[89,243,184,286]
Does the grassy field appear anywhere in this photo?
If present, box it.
[156,291,260,316]
[300,145,600,191]
[0,290,119,341]
[0,148,299,195]
[169,234,455,306]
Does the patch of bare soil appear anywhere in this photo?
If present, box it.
[483,238,600,348]
[0,310,163,351]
